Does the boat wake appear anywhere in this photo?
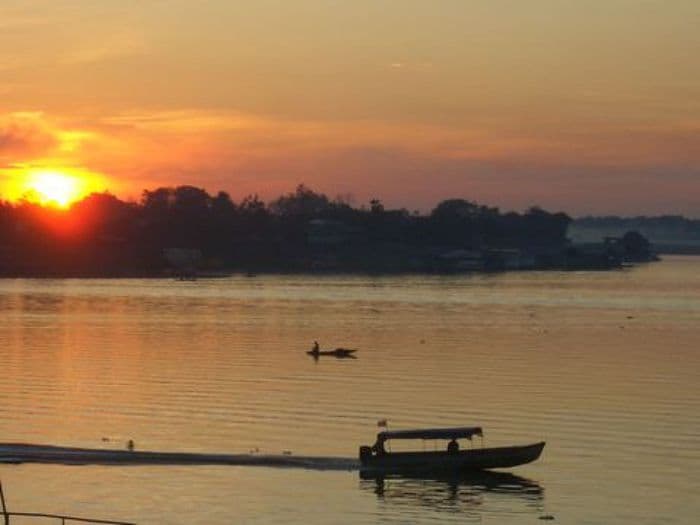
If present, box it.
[0,443,360,471]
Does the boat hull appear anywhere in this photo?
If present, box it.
[306,349,357,358]
[360,442,545,474]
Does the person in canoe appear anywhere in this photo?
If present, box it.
[308,341,321,360]
[307,342,357,358]
[447,438,459,454]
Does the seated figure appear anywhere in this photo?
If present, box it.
[447,438,459,454]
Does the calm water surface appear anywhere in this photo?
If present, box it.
[1,256,699,523]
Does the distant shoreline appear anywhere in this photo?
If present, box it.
[0,260,676,280]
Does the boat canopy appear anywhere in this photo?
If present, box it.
[376,426,483,443]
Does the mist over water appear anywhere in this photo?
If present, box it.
[1,257,699,524]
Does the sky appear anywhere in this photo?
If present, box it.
[0,0,698,216]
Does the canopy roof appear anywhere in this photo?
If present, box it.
[377,426,483,442]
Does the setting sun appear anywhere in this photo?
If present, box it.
[27,171,81,208]
[1,167,107,209]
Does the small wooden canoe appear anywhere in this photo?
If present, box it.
[306,348,357,358]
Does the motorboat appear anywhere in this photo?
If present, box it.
[359,426,544,473]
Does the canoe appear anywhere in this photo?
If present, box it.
[306,348,357,357]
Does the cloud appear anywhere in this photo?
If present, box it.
[1,109,698,216]
[0,112,104,191]
[0,6,47,30]
[82,109,700,210]
[60,32,149,65]
[388,61,433,72]
[0,112,58,160]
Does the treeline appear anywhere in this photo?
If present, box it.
[570,215,700,254]
[0,184,572,276]
[575,215,700,236]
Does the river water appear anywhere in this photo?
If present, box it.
[0,257,698,524]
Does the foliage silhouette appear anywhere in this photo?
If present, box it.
[0,183,632,276]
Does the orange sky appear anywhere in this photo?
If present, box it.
[0,1,698,215]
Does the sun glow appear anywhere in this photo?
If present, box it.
[3,168,107,208]
[27,171,81,208]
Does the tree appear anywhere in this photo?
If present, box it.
[269,184,329,217]
[70,192,135,239]
[172,185,211,214]
[239,194,267,216]
[369,199,384,214]
[430,199,479,220]
[141,187,174,211]
[212,191,236,215]
[622,230,652,259]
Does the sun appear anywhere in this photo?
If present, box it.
[3,168,107,209]
[26,171,82,208]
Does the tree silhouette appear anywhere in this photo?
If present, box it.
[0,183,621,276]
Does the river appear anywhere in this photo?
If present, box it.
[1,257,698,523]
